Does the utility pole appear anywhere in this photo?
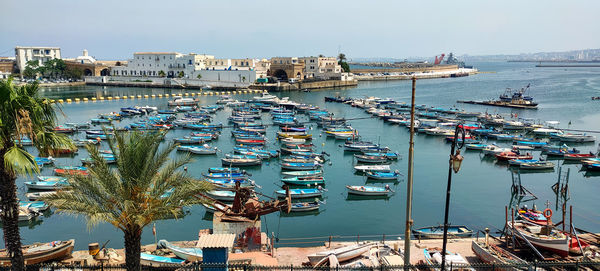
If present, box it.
[404,77,417,268]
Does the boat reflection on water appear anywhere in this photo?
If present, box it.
[346,194,391,201]
[365,179,400,185]
[509,167,555,174]
[583,170,600,178]
[280,209,321,218]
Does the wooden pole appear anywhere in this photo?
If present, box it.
[505,206,509,247]
[562,202,566,232]
[570,205,573,236]
[404,77,417,268]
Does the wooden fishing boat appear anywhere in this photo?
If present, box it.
[516,207,550,226]
[281,177,325,186]
[140,252,185,267]
[235,138,266,145]
[413,225,473,239]
[53,166,88,176]
[471,240,528,271]
[424,248,474,271]
[0,239,74,266]
[187,146,218,155]
[203,172,248,180]
[482,145,512,156]
[346,185,393,196]
[365,171,401,180]
[277,132,312,139]
[281,170,323,178]
[290,201,321,212]
[495,151,533,161]
[507,221,567,257]
[465,143,490,150]
[520,161,555,170]
[53,126,75,133]
[280,137,306,144]
[275,188,323,199]
[307,242,375,266]
[354,154,389,164]
[564,153,596,161]
[206,179,255,189]
[354,165,391,172]
[157,240,203,261]
[508,159,538,166]
[221,157,262,166]
[550,132,596,142]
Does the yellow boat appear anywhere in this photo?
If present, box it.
[277,132,312,139]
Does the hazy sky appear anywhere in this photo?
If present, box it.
[1,0,598,60]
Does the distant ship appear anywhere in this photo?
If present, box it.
[445,53,473,69]
[457,83,538,109]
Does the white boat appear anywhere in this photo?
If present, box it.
[354,165,391,172]
[168,97,197,106]
[307,242,375,266]
[532,127,562,135]
[551,132,596,142]
[482,145,511,156]
[507,221,570,257]
[471,240,528,271]
[187,145,218,155]
[140,252,185,267]
[26,191,58,201]
[205,190,236,201]
[280,137,306,144]
[290,201,321,212]
[157,240,203,262]
[424,248,474,271]
[424,127,454,136]
[346,185,393,196]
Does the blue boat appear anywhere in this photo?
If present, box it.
[25,179,69,190]
[281,162,321,170]
[465,144,490,150]
[275,188,324,198]
[202,172,249,179]
[514,140,547,148]
[365,171,401,180]
[35,157,55,165]
[19,200,49,212]
[140,253,184,267]
[157,240,203,261]
[508,159,538,166]
[208,167,241,173]
[14,138,33,146]
[157,109,177,114]
[206,178,255,189]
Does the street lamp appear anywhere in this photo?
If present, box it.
[441,124,466,271]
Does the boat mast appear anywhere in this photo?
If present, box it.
[404,77,417,268]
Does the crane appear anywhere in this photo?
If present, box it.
[434,53,446,65]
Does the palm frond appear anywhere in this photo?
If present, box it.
[3,145,38,176]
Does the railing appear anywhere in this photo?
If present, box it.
[14,261,600,271]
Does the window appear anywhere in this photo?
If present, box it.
[149,64,151,67]
[163,56,165,59]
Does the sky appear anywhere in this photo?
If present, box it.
[1,0,599,60]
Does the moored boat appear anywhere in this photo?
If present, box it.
[471,240,528,271]
[345,185,393,196]
[157,240,203,261]
[0,239,75,265]
[307,242,375,266]
[413,225,473,239]
[140,252,185,267]
[275,188,323,199]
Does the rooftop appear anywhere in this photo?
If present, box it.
[196,234,236,249]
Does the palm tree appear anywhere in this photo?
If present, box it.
[44,131,212,271]
[338,53,347,63]
[158,70,166,77]
[0,78,73,269]
[196,74,202,80]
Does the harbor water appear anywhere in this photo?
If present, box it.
[7,61,600,249]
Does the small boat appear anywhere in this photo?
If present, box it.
[413,225,473,239]
[35,157,55,165]
[307,242,375,266]
[551,132,596,142]
[0,239,75,265]
[346,185,393,196]
[365,171,401,180]
[520,161,555,170]
[354,154,389,164]
[281,177,325,186]
[281,170,323,178]
[465,144,490,150]
[495,151,533,161]
[235,138,266,145]
[564,153,596,161]
[471,240,528,271]
[423,248,474,271]
[157,240,203,261]
[64,122,91,129]
[53,126,75,133]
[516,207,550,226]
[26,191,58,201]
[187,145,218,155]
[221,157,262,166]
[19,200,49,212]
[203,172,248,180]
[208,167,241,173]
[281,162,321,170]
[53,166,88,176]
[290,201,322,212]
[168,97,198,106]
[140,252,185,267]
[205,190,236,201]
[482,145,511,156]
[14,138,33,146]
[354,165,391,172]
[275,188,323,199]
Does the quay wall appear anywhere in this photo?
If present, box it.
[352,64,459,74]
[355,68,478,81]
[85,76,251,90]
[249,79,358,92]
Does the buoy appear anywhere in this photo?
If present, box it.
[164,94,169,98]
[122,96,127,99]
[543,208,553,219]
[129,95,134,99]
[58,99,64,103]
[158,94,163,98]
[49,99,55,103]
[151,94,156,98]
[66,98,72,103]
[191,93,195,96]
[144,95,149,98]
[184,93,189,96]
[115,96,120,100]
[107,97,112,100]
[91,97,97,101]
[83,98,88,101]
[98,97,104,100]
[74,98,80,102]
[137,95,142,99]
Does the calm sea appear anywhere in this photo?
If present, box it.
[7,61,600,249]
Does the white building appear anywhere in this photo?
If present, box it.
[15,46,61,72]
[111,52,214,78]
[302,56,342,79]
[205,58,269,78]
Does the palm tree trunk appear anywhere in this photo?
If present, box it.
[124,227,142,271]
[0,154,25,270]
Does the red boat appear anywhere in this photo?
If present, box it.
[53,168,88,176]
[517,207,551,226]
[495,151,533,161]
[564,153,596,161]
[235,139,266,145]
[53,126,75,133]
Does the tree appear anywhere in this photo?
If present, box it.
[242,76,246,82]
[0,78,73,269]
[64,66,83,80]
[196,74,202,80]
[44,131,212,271]
[23,60,40,79]
[158,70,166,77]
[178,71,184,78]
[337,53,351,72]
